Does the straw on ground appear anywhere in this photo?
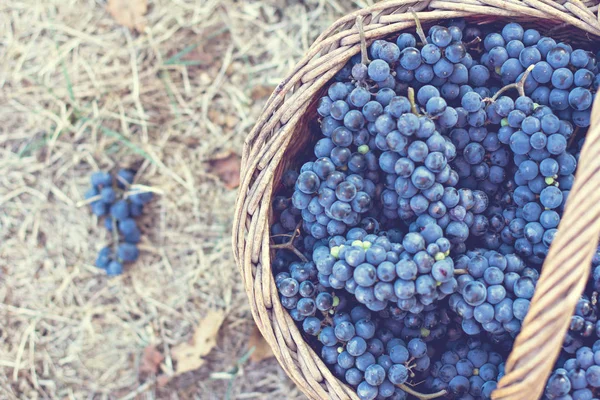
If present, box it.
[0,0,372,398]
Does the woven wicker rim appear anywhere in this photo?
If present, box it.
[233,1,600,399]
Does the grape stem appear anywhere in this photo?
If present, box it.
[111,216,119,256]
[397,384,447,400]
[271,221,308,262]
[408,87,422,116]
[270,233,294,238]
[410,9,428,45]
[321,313,334,326]
[464,36,482,49]
[454,268,468,275]
[356,16,369,66]
[125,184,163,198]
[116,174,131,188]
[76,194,102,207]
[485,64,535,103]
[567,126,581,149]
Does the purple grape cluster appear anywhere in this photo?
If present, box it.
[545,341,600,399]
[317,303,433,399]
[86,169,152,275]
[477,101,576,265]
[563,296,599,354]
[311,229,459,314]
[426,338,505,398]
[448,249,537,337]
[269,19,600,400]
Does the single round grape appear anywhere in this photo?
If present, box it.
[347,336,367,357]
[297,171,320,194]
[540,186,564,209]
[569,87,593,111]
[297,298,316,316]
[388,364,408,385]
[507,40,525,58]
[396,33,416,50]
[117,243,139,262]
[551,67,574,90]
[500,58,524,84]
[547,47,570,68]
[356,381,378,400]
[91,171,112,187]
[400,47,422,70]
[390,345,410,364]
[484,33,505,51]
[514,276,536,299]
[519,47,541,68]
[434,58,454,78]
[574,68,594,87]
[379,41,400,63]
[463,281,487,306]
[464,143,485,165]
[106,260,123,276]
[426,96,447,117]
[368,59,391,81]
[502,23,524,41]
[364,364,386,386]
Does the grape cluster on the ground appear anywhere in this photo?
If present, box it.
[85,169,153,275]
[269,20,600,400]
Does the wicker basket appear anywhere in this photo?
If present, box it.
[233,1,600,399]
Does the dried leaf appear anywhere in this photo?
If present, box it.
[107,0,148,32]
[181,136,201,148]
[208,109,238,128]
[247,325,274,363]
[171,310,226,375]
[140,345,164,375]
[179,49,212,65]
[156,374,171,388]
[251,85,276,101]
[209,151,241,189]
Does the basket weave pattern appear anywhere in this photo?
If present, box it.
[233,1,600,399]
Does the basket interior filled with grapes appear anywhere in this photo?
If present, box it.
[233,1,600,399]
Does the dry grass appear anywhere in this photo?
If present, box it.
[0,0,376,399]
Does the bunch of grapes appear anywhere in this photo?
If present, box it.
[448,249,537,337]
[85,169,153,275]
[268,19,600,400]
[545,341,600,399]
[563,295,599,353]
[317,304,434,399]
[426,339,505,398]
[310,229,460,314]
[477,101,576,264]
